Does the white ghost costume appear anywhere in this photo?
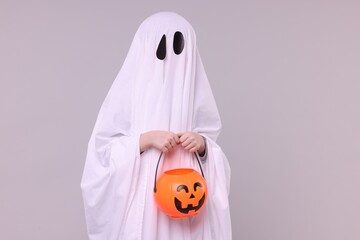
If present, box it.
[80,12,232,240]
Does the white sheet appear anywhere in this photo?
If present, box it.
[81,12,232,240]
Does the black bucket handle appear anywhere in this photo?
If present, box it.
[153,152,205,193]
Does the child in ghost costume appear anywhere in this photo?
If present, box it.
[81,12,232,240]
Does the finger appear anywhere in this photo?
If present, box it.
[181,137,193,147]
[173,134,180,143]
[189,146,199,152]
[162,146,169,153]
[169,138,177,147]
[165,142,172,149]
[184,142,196,151]
[179,133,189,143]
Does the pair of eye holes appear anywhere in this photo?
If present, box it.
[177,182,202,193]
[156,31,185,60]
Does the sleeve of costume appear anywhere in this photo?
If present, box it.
[80,133,141,239]
[201,136,232,240]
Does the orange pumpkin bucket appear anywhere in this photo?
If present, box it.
[153,153,208,218]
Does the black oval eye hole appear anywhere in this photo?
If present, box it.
[173,31,184,55]
[194,182,202,191]
[156,34,166,60]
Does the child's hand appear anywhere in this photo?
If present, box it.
[140,131,180,153]
[178,132,205,154]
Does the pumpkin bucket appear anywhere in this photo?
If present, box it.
[153,152,207,218]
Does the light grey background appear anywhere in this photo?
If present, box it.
[1,1,360,240]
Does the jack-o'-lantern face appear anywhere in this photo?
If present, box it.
[174,182,206,214]
[154,168,208,218]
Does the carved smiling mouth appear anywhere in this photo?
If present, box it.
[174,194,206,214]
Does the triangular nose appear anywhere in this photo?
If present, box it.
[190,194,195,199]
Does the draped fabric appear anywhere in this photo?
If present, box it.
[81,12,232,240]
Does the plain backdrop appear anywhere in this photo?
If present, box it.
[1,1,360,240]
